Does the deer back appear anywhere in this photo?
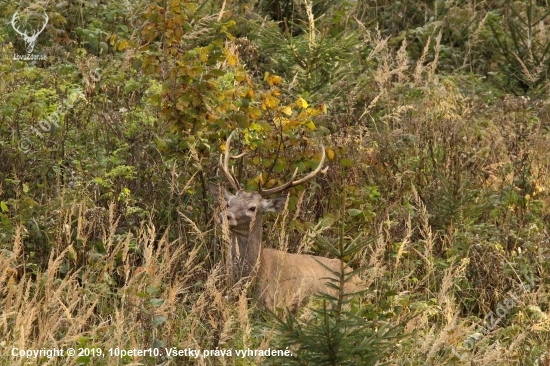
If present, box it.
[257,248,360,309]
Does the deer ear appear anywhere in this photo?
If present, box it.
[261,196,287,213]
[208,183,233,204]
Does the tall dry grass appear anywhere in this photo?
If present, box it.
[0,196,269,365]
[1,165,548,365]
[323,28,550,364]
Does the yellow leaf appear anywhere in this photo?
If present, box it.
[326,148,335,160]
[249,122,262,131]
[318,103,327,114]
[281,106,292,116]
[118,39,129,51]
[227,54,237,66]
[267,75,282,86]
[305,120,316,130]
[307,107,321,116]
[274,116,288,126]
[265,94,279,108]
[200,49,209,62]
[284,119,301,128]
[296,97,308,108]
[247,89,254,98]
[249,107,262,119]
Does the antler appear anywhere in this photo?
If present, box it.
[11,12,25,37]
[220,131,243,191]
[259,145,326,196]
[220,130,326,195]
[35,13,49,37]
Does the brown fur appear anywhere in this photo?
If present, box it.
[209,184,361,310]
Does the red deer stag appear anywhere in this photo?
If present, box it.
[209,132,360,309]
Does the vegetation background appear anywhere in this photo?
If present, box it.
[1,0,549,364]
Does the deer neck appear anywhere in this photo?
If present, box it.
[229,214,264,285]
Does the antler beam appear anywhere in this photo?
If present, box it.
[221,131,242,191]
[259,145,326,196]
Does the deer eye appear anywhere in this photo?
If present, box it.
[248,206,256,212]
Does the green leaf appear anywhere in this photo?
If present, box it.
[0,213,12,228]
[0,201,8,213]
[339,158,353,167]
[150,298,165,307]
[348,209,362,217]
[274,160,285,173]
[132,58,142,70]
[76,356,91,364]
[152,316,167,327]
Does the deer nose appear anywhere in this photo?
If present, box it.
[218,212,236,225]
[225,212,236,223]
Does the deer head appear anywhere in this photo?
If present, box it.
[11,11,49,54]
[208,186,286,236]
[208,185,287,285]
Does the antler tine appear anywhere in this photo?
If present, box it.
[37,12,48,34]
[11,12,25,36]
[259,145,326,196]
[231,152,247,159]
[259,167,298,196]
[221,131,241,191]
